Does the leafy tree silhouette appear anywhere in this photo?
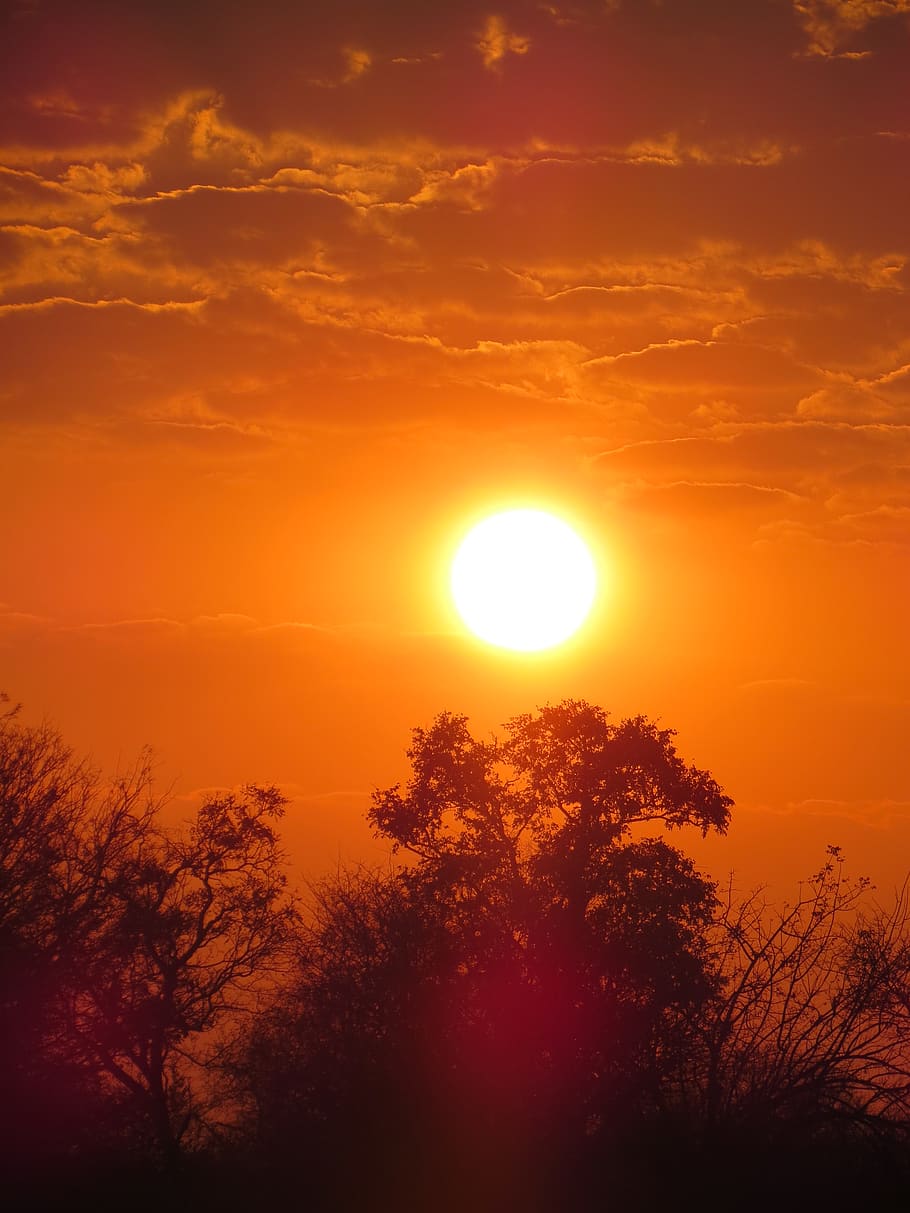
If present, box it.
[0,694,134,1172]
[0,696,299,1184]
[68,782,299,1167]
[240,700,732,1209]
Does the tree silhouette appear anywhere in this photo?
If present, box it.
[0,698,299,1176]
[688,848,910,1143]
[0,695,133,1169]
[8,693,910,1210]
[239,701,732,1208]
[629,847,910,1208]
[64,784,300,1165]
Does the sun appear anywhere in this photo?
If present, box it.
[450,509,597,652]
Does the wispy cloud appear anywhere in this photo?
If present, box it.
[476,14,530,69]
[793,0,910,57]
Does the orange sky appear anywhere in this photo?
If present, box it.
[2,0,910,897]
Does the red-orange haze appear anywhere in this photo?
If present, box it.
[2,0,910,898]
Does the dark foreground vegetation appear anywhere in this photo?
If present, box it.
[3,692,910,1211]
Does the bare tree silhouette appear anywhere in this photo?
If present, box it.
[687,847,910,1145]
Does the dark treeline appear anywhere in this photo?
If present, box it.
[3,693,910,1211]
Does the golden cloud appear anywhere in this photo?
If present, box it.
[476,14,530,69]
[794,0,910,56]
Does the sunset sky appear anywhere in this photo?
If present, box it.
[3,0,909,895]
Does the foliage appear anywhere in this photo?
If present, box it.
[238,701,732,1203]
[7,693,910,1209]
[371,701,731,1105]
[0,694,126,1166]
[0,697,298,1171]
[68,783,299,1161]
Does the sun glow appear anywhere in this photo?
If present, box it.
[450,509,597,652]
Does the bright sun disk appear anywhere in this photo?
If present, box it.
[450,509,597,652]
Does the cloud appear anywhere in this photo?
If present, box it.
[185,100,264,167]
[0,223,205,307]
[585,338,824,393]
[618,133,790,168]
[874,361,910,397]
[784,796,910,826]
[793,0,910,57]
[408,159,501,209]
[755,498,910,548]
[617,479,806,518]
[68,617,187,640]
[0,608,53,639]
[136,396,277,449]
[594,420,910,542]
[476,14,530,69]
[60,160,147,194]
[2,609,341,645]
[436,337,589,401]
[308,46,373,88]
[1,26,908,466]
[796,381,897,421]
[832,503,910,543]
[343,47,372,82]
[24,91,95,122]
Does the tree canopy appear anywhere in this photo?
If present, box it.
[242,702,733,1207]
